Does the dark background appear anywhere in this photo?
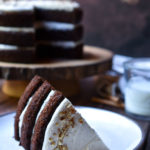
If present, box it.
[77,0,150,57]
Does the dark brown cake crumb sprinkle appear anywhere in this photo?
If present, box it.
[78,118,84,124]
[49,137,53,142]
[55,122,59,126]
[54,145,68,150]
[51,141,56,146]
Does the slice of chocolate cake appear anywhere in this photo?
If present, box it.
[15,75,109,150]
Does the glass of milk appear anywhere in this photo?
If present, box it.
[124,58,150,120]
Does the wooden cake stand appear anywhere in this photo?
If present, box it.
[0,45,113,97]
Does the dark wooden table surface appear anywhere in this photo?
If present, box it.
[0,77,150,150]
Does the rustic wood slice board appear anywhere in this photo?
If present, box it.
[0,45,113,80]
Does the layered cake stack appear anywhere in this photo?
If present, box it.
[15,75,108,150]
[0,2,35,63]
[0,0,83,63]
[35,1,83,59]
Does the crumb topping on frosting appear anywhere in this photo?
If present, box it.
[51,104,76,150]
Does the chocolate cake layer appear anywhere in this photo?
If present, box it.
[0,28,35,46]
[36,23,83,41]
[15,75,44,141]
[31,91,64,150]
[35,8,83,24]
[0,44,36,63]
[0,0,82,24]
[37,41,83,59]
[0,11,34,27]
[20,81,52,150]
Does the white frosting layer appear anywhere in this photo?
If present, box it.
[0,1,33,11]
[35,90,56,123]
[19,97,33,137]
[42,98,108,150]
[38,41,82,47]
[35,1,79,11]
[0,26,34,33]
[0,44,34,50]
[35,22,76,30]
[0,0,79,12]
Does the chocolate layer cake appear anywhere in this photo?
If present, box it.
[0,0,82,26]
[15,75,108,150]
[0,0,83,62]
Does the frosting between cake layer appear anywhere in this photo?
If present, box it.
[42,98,108,150]
[35,22,78,30]
[19,97,33,137]
[37,41,82,47]
[0,44,34,50]
[0,0,79,12]
[0,26,34,33]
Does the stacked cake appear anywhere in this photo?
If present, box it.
[0,0,83,63]
[15,75,109,150]
[0,2,35,63]
[35,1,83,59]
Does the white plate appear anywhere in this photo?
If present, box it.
[0,107,142,150]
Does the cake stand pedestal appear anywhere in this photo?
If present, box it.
[0,45,113,97]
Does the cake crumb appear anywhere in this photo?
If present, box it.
[51,141,56,146]
[54,145,68,150]
[60,116,65,120]
[49,137,56,146]
[69,107,76,114]
[49,137,53,142]
[55,122,59,126]
[59,111,67,116]
[78,118,83,124]
[53,133,57,136]
[69,117,75,128]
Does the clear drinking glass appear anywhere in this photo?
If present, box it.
[124,58,150,120]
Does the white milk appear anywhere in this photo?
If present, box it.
[125,77,150,116]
